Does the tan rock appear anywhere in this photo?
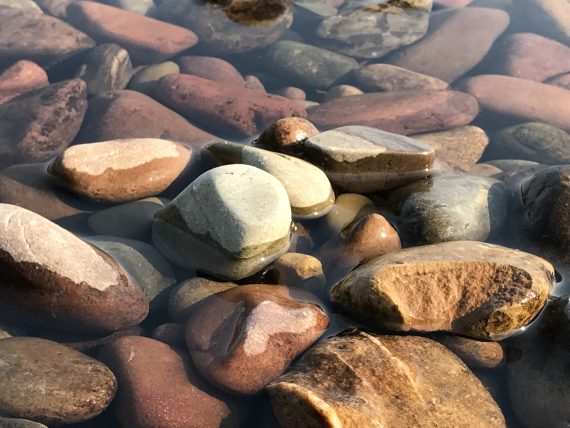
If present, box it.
[438,334,504,369]
[323,84,363,102]
[270,253,325,294]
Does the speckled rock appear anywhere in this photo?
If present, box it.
[127,61,179,95]
[77,43,133,96]
[0,60,48,105]
[351,63,448,92]
[438,335,504,369]
[330,241,554,340]
[254,117,319,156]
[267,332,505,427]
[179,55,244,86]
[185,284,329,395]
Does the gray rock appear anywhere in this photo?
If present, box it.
[106,0,154,15]
[0,417,48,428]
[351,63,448,92]
[127,61,180,95]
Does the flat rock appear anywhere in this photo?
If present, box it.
[350,63,448,92]
[127,61,179,95]
[179,55,244,86]
[0,337,116,425]
[263,40,359,89]
[0,79,87,166]
[308,90,479,135]
[267,332,505,427]
[206,141,335,219]
[0,8,94,66]
[330,241,554,340]
[0,60,48,105]
[0,204,149,333]
[304,126,435,193]
[77,43,133,96]
[186,284,329,395]
[152,165,292,280]
[386,8,509,82]
[438,334,504,369]
[66,1,198,64]
[155,73,306,138]
[518,0,570,44]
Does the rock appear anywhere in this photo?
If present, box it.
[414,126,488,169]
[244,74,266,92]
[168,277,237,323]
[263,40,358,89]
[33,0,77,18]
[75,90,215,145]
[323,84,363,102]
[97,336,244,428]
[316,0,432,59]
[468,163,503,177]
[207,141,334,219]
[154,0,293,55]
[386,8,509,82]
[267,332,505,427]
[0,320,26,339]
[319,193,378,240]
[304,126,435,193]
[155,73,306,138]
[434,0,472,6]
[0,417,47,428]
[179,55,244,86]
[0,0,42,12]
[438,335,504,369]
[485,122,570,165]
[484,32,570,82]
[254,117,319,156]
[546,72,570,89]
[88,197,167,241]
[390,175,508,245]
[308,90,479,135]
[127,61,179,95]
[0,79,87,166]
[185,284,329,395]
[469,0,512,9]
[0,8,94,66]
[0,60,48,105]
[152,164,292,280]
[151,322,186,349]
[49,138,192,202]
[77,43,133,96]
[107,0,154,15]
[350,63,448,92]
[0,204,149,333]
[458,74,570,132]
[0,337,116,425]
[66,1,198,64]
[517,0,570,44]
[270,253,325,293]
[274,86,306,101]
[330,241,554,340]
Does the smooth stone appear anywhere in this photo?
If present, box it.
[323,84,363,102]
[546,72,570,89]
[185,284,329,395]
[154,0,293,55]
[458,74,570,132]
[0,204,148,333]
[414,126,488,169]
[518,0,570,44]
[386,8,509,83]
[485,122,570,165]
[308,90,479,135]
[390,175,508,245]
[127,61,179,95]
[320,193,377,239]
[468,163,503,177]
[330,241,554,340]
[438,335,504,369]
[316,0,432,59]
[155,73,306,138]
[304,126,435,193]
[0,8,94,66]
[49,138,191,202]
[88,197,167,241]
[263,40,358,89]
[87,236,176,310]
[66,1,198,64]
[0,337,116,425]
[168,277,237,323]
[97,336,244,428]
[254,117,319,157]
[75,90,215,145]
[0,417,47,428]
[207,141,335,219]
[77,43,133,96]
[0,60,48,105]
[0,79,87,166]
[274,86,306,101]
[267,332,505,427]
[151,322,186,349]
[33,0,77,18]
[0,0,41,11]
[350,63,448,92]
[106,0,154,15]
[179,55,244,86]
[270,253,325,294]
[45,325,144,354]
[244,75,266,92]
[152,164,292,280]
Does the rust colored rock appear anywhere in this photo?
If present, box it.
[546,72,570,90]
[66,1,198,64]
[185,284,329,395]
[75,90,215,145]
[98,336,244,428]
[255,117,319,156]
[308,90,479,135]
[179,55,244,86]
[0,60,48,105]
[267,332,505,428]
[151,322,186,349]
[155,74,306,137]
[0,79,87,167]
[438,334,504,369]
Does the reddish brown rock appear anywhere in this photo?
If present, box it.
[42,326,144,354]
[387,8,509,83]
[0,60,48,105]
[458,74,570,132]
[179,56,244,86]
[66,1,198,64]
[546,72,570,89]
[155,74,306,137]
[254,117,319,156]
[185,284,329,395]
[0,79,87,166]
[151,323,186,349]
[308,90,479,135]
[75,90,215,145]
[438,334,504,369]
[97,336,244,428]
